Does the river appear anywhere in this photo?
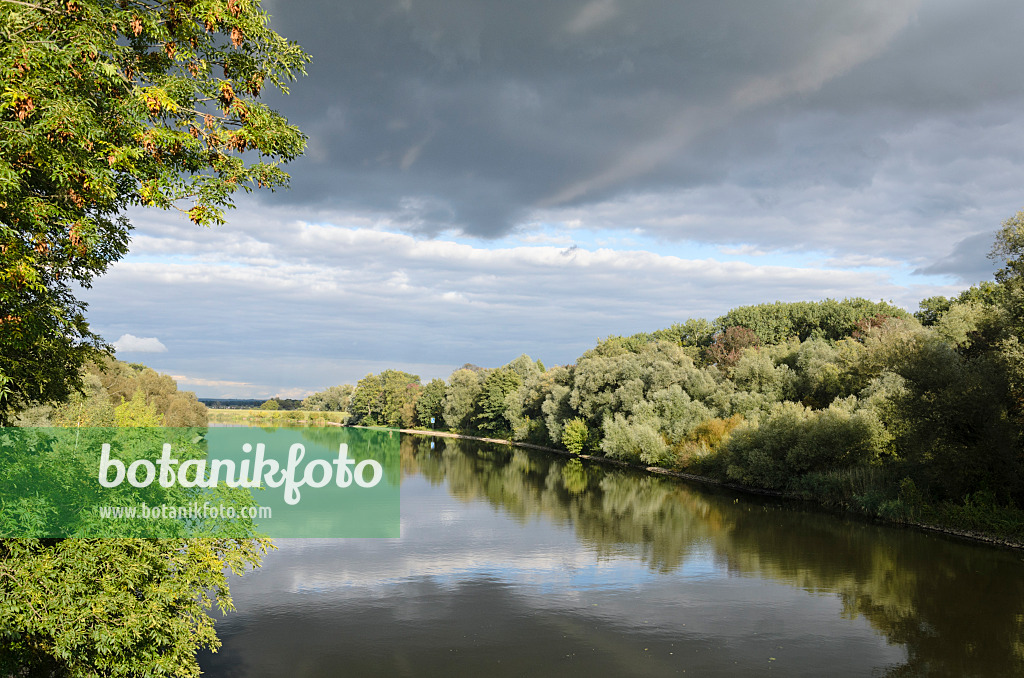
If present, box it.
[200,434,1024,677]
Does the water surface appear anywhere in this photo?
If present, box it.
[201,436,1024,677]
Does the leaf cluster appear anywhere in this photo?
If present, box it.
[1,0,309,421]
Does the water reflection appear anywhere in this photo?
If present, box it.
[201,436,1024,677]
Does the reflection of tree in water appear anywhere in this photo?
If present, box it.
[289,426,401,486]
[402,435,1024,677]
[712,491,1024,677]
[401,435,723,571]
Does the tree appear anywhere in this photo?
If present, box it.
[2,377,267,675]
[301,384,354,412]
[350,373,382,425]
[49,369,115,427]
[473,367,522,434]
[651,318,716,348]
[378,369,421,428]
[915,295,953,326]
[87,357,207,425]
[0,0,310,423]
[0,537,270,678]
[990,210,1024,427]
[349,370,420,427]
[443,368,485,431]
[560,417,589,454]
[992,211,1024,287]
[705,326,760,370]
[715,299,909,344]
[414,378,446,429]
[0,3,303,673]
[113,388,164,426]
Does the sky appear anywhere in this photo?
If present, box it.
[81,0,1024,399]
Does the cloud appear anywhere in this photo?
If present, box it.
[170,375,257,390]
[82,212,963,396]
[542,1,920,206]
[223,0,1024,288]
[566,0,619,34]
[248,1,1019,232]
[913,231,1001,284]
[112,334,168,354]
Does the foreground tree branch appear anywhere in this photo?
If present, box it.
[0,0,310,423]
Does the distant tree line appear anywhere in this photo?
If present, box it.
[199,398,306,411]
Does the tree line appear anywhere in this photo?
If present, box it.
[15,355,208,428]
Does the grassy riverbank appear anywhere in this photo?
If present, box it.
[207,408,348,425]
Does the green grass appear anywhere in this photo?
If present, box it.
[922,493,1024,543]
[206,409,349,425]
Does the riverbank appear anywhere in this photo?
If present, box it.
[396,426,786,495]
[204,414,1024,549]
[207,408,347,425]
[396,427,1024,550]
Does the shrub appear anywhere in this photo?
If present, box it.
[600,412,670,465]
[674,415,744,468]
[561,418,589,454]
[725,398,888,490]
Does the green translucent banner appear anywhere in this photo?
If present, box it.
[0,426,400,538]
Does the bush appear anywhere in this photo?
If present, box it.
[674,415,743,469]
[725,398,888,490]
[600,412,670,465]
[561,418,589,454]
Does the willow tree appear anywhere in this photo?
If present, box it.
[0,0,309,422]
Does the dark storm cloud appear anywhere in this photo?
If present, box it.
[251,2,939,226]
[233,0,1024,278]
[914,231,1001,284]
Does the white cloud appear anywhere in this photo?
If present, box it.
[112,334,168,354]
[78,211,963,398]
[566,0,619,34]
[170,375,257,390]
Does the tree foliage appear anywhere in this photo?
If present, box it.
[350,370,421,427]
[1,363,260,676]
[414,378,446,429]
[301,384,353,413]
[0,0,309,422]
[0,537,269,677]
[113,388,164,426]
[705,325,760,370]
[560,417,589,454]
[474,367,521,434]
[715,298,909,344]
[16,356,207,426]
[443,368,485,432]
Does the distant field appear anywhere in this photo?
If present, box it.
[207,409,349,425]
